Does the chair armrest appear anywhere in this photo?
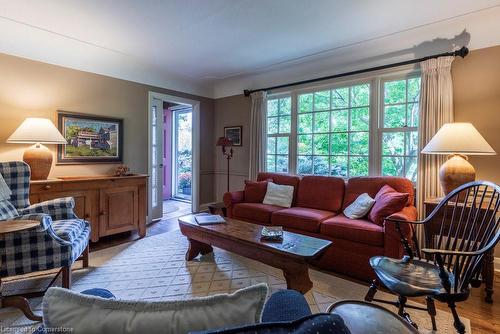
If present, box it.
[421,248,481,257]
[383,206,417,259]
[13,213,53,231]
[19,197,77,220]
[223,191,244,218]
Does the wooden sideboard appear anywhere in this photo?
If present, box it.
[30,174,148,242]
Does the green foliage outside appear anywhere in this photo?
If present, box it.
[65,145,116,157]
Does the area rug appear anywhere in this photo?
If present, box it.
[0,229,471,333]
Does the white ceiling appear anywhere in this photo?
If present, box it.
[1,0,500,98]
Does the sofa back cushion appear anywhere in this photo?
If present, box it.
[342,177,414,210]
[296,175,345,212]
[257,173,301,206]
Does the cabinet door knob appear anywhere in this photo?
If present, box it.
[42,185,51,190]
[99,211,105,216]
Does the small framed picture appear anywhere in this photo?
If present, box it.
[224,126,242,146]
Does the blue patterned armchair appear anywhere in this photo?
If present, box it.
[0,161,90,318]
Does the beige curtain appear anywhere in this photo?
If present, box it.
[417,56,455,219]
[249,91,267,180]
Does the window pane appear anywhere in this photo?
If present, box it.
[384,80,406,104]
[331,156,347,177]
[382,157,404,176]
[276,155,289,172]
[314,112,330,133]
[267,100,278,116]
[267,117,278,134]
[332,87,349,109]
[349,156,369,176]
[267,137,276,154]
[331,132,348,155]
[405,157,418,182]
[276,137,289,154]
[407,103,419,127]
[297,155,313,174]
[313,156,329,175]
[382,132,404,155]
[351,107,369,131]
[266,155,276,172]
[314,90,330,111]
[350,132,369,155]
[351,84,370,107]
[279,116,291,133]
[298,94,313,113]
[279,97,291,115]
[297,134,313,154]
[384,105,405,128]
[313,134,329,155]
[407,77,421,103]
[405,131,418,156]
[331,109,348,132]
[298,113,313,133]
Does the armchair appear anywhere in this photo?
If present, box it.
[0,161,90,321]
[364,181,500,334]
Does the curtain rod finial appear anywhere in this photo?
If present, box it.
[456,46,469,58]
[244,89,251,97]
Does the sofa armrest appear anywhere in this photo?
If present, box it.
[383,206,417,259]
[223,191,244,218]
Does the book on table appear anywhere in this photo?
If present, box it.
[194,213,226,225]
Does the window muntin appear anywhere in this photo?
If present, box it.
[266,96,291,173]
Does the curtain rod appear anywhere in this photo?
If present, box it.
[243,46,469,97]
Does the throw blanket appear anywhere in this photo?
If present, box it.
[0,173,12,201]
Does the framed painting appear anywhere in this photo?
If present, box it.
[57,111,123,164]
[224,126,242,146]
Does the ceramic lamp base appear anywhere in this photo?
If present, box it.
[439,154,475,195]
[23,144,53,180]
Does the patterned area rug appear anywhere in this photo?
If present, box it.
[0,229,471,333]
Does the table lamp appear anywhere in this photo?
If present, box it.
[7,118,67,180]
[421,122,496,194]
[216,137,234,193]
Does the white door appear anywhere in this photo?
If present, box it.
[149,97,164,221]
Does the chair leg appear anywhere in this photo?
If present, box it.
[426,296,437,331]
[448,301,465,334]
[62,266,72,289]
[82,245,89,268]
[364,279,378,302]
[398,296,418,329]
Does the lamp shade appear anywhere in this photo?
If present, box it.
[421,123,495,155]
[216,137,233,147]
[7,118,67,144]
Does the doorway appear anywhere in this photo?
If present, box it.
[148,92,200,223]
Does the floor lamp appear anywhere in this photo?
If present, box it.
[216,137,234,193]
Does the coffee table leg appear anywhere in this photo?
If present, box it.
[185,238,213,261]
[283,266,313,294]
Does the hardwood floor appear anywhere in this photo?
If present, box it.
[89,205,499,333]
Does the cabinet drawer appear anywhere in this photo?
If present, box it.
[31,182,63,194]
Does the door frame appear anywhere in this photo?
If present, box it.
[147,91,200,222]
[171,105,193,201]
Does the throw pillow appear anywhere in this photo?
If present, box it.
[368,185,409,226]
[263,182,294,208]
[244,179,272,203]
[343,193,375,219]
[42,284,268,334]
[0,173,12,201]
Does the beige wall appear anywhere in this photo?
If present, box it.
[213,94,251,201]
[0,53,215,205]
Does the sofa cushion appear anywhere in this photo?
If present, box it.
[342,177,414,210]
[296,175,345,212]
[368,185,409,226]
[271,207,335,233]
[233,203,283,225]
[257,173,301,206]
[321,214,384,247]
[244,180,271,203]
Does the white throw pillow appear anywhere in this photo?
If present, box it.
[343,193,375,219]
[43,284,268,334]
[262,182,294,208]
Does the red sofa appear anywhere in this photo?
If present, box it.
[223,172,417,281]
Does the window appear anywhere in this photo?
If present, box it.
[266,96,291,172]
[296,84,370,177]
[380,77,420,182]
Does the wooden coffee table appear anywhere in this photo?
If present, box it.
[178,215,332,293]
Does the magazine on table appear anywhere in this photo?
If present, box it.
[194,213,226,225]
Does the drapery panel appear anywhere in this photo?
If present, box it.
[249,91,267,180]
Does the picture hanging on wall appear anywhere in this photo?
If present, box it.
[224,126,242,146]
[57,111,123,164]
